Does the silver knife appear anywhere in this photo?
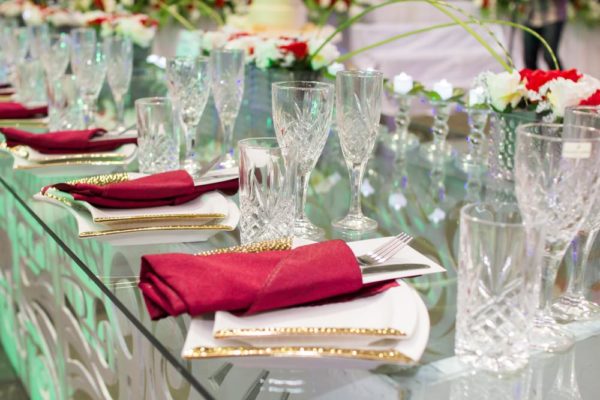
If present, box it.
[360,263,430,274]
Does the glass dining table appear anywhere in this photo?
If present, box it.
[0,68,599,400]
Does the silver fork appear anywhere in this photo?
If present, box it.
[356,232,413,266]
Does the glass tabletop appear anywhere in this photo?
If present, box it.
[0,68,599,400]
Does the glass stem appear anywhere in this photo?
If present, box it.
[82,95,96,128]
[467,109,488,165]
[393,95,412,156]
[567,229,598,297]
[432,101,451,154]
[115,95,125,128]
[295,171,310,222]
[221,119,235,157]
[539,245,566,312]
[348,162,365,217]
[183,123,195,161]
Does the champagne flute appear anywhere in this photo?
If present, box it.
[71,39,106,128]
[333,70,383,232]
[210,48,245,169]
[40,33,70,78]
[104,36,133,130]
[166,56,211,176]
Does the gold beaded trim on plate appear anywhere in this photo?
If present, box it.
[93,213,227,224]
[213,327,406,339]
[79,224,235,237]
[196,237,293,256]
[183,346,414,363]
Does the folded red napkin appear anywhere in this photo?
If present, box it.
[138,240,397,320]
[43,170,239,208]
[0,102,47,119]
[0,127,137,154]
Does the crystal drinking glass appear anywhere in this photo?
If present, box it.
[514,123,600,352]
[71,40,106,128]
[47,74,85,131]
[332,70,383,232]
[28,24,49,60]
[238,137,297,244]
[135,97,180,174]
[552,106,600,322]
[166,56,211,177]
[457,202,543,372]
[210,48,245,168]
[40,33,70,78]
[103,36,133,130]
[2,27,29,95]
[272,81,334,239]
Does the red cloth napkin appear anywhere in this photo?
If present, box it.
[0,127,137,154]
[0,102,47,119]
[138,240,397,320]
[43,170,239,209]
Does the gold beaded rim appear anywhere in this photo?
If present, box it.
[213,327,406,339]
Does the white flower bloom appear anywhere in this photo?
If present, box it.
[0,0,23,18]
[483,70,525,112]
[47,10,85,27]
[433,79,453,101]
[202,31,228,52]
[468,86,486,107]
[327,62,344,76]
[225,36,259,63]
[121,0,134,7]
[541,76,600,118]
[114,16,156,48]
[308,39,339,71]
[22,3,44,26]
[254,40,281,70]
[393,72,413,95]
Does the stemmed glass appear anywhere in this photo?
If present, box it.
[332,70,383,232]
[104,36,133,130]
[272,81,335,239]
[210,48,245,168]
[166,56,211,177]
[40,33,70,78]
[514,123,600,352]
[70,29,106,127]
[552,106,600,322]
[28,24,49,60]
[2,27,30,93]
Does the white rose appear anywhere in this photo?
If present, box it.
[254,39,281,70]
[393,72,413,95]
[468,86,486,107]
[308,39,340,71]
[225,36,258,63]
[484,70,525,112]
[22,4,44,26]
[542,76,600,118]
[115,16,156,48]
[433,79,453,101]
[202,31,227,52]
[0,1,23,18]
[327,62,344,76]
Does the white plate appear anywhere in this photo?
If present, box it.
[293,237,446,283]
[181,282,430,369]
[33,192,240,246]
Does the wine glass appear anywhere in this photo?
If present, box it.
[514,123,600,352]
[210,48,245,169]
[333,70,383,232]
[71,40,106,128]
[104,36,133,130]
[272,81,335,239]
[552,106,600,322]
[28,24,49,60]
[166,56,211,177]
[39,33,70,79]
[2,27,30,94]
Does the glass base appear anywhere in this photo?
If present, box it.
[552,295,600,323]
[332,214,378,233]
[455,153,487,174]
[529,313,574,353]
[217,151,237,169]
[183,158,200,177]
[419,142,455,163]
[293,218,324,241]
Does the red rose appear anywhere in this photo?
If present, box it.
[279,41,309,60]
[215,0,225,7]
[87,16,109,26]
[581,89,600,106]
[519,69,582,92]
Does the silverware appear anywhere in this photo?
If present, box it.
[114,123,136,136]
[356,232,413,266]
[196,154,222,178]
[360,263,430,274]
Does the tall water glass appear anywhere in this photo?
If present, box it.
[457,202,543,373]
[104,36,133,130]
[28,24,49,60]
[333,70,383,232]
[515,123,600,352]
[210,48,245,168]
[135,97,180,174]
[71,41,106,128]
[48,74,84,131]
[238,138,296,245]
[3,27,29,94]
[166,56,211,177]
[272,81,334,239]
[553,106,600,321]
[40,33,70,78]
[17,59,46,105]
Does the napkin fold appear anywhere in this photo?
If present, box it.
[0,102,47,119]
[0,127,137,154]
[138,240,396,320]
[44,170,239,209]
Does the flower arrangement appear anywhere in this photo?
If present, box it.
[479,69,600,120]
[202,29,341,71]
[304,0,352,24]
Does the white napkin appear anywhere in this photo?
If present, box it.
[213,283,417,348]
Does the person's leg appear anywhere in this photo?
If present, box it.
[540,21,564,69]
[524,25,542,69]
